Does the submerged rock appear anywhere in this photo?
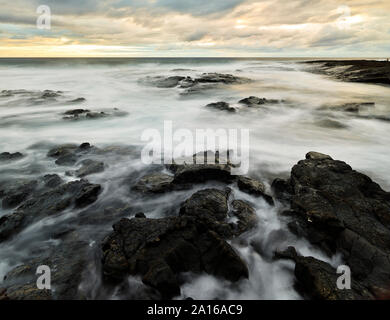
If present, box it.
[63,109,90,116]
[55,153,78,166]
[0,152,24,162]
[62,109,126,121]
[47,144,79,158]
[2,231,93,300]
[41,90,62,99]
[133,173,174,194]
[314,118,348,129]
[101,215,248,299]
[74,159,105,178]
[66,97,86,104]
[321,102,375,113]
[48,142,97,167]
[151,76,186,88]
[239,96,280,106]
[1,180,38,209]
[0,180,101,242]
[205,102,236,112]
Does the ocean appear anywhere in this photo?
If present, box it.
[0,58,389,299]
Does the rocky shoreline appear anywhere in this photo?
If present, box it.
[304,60,390,85]
[1,145,389,300]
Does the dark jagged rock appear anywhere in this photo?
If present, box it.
[237,176,274,205]
[135,212,146,218]
[74,183,101,208]
[230,200,258,236]
[180,188,229,222]
[0,180,101,242]
[133,173,174,194]
[271,178,293,203]
[179,188,257,238]
[101,216,248,298]
[274,247,373,300]
[305,60,390,85]
[273,246,299,260]
[79,142,91,150]
[276,151,390,299]
[0,152,24,162]
[294,256,373,300]
[239,96,280,106]
[172,163,234,185]
[305,151,333,160]
[205,102,236,112]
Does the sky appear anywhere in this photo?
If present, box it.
[0,0,389,57]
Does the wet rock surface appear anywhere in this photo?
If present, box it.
[101,215,249,299]
[237,176,274,204]
[274,247,373,299]
[2,142,390,300]
[274,151,390,299]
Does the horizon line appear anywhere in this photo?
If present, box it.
[0,56,387,59]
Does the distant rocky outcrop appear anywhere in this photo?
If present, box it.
[142,73,251,95]
[305,60,390,85]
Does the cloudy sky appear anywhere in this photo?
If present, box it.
[0,0,389,57]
